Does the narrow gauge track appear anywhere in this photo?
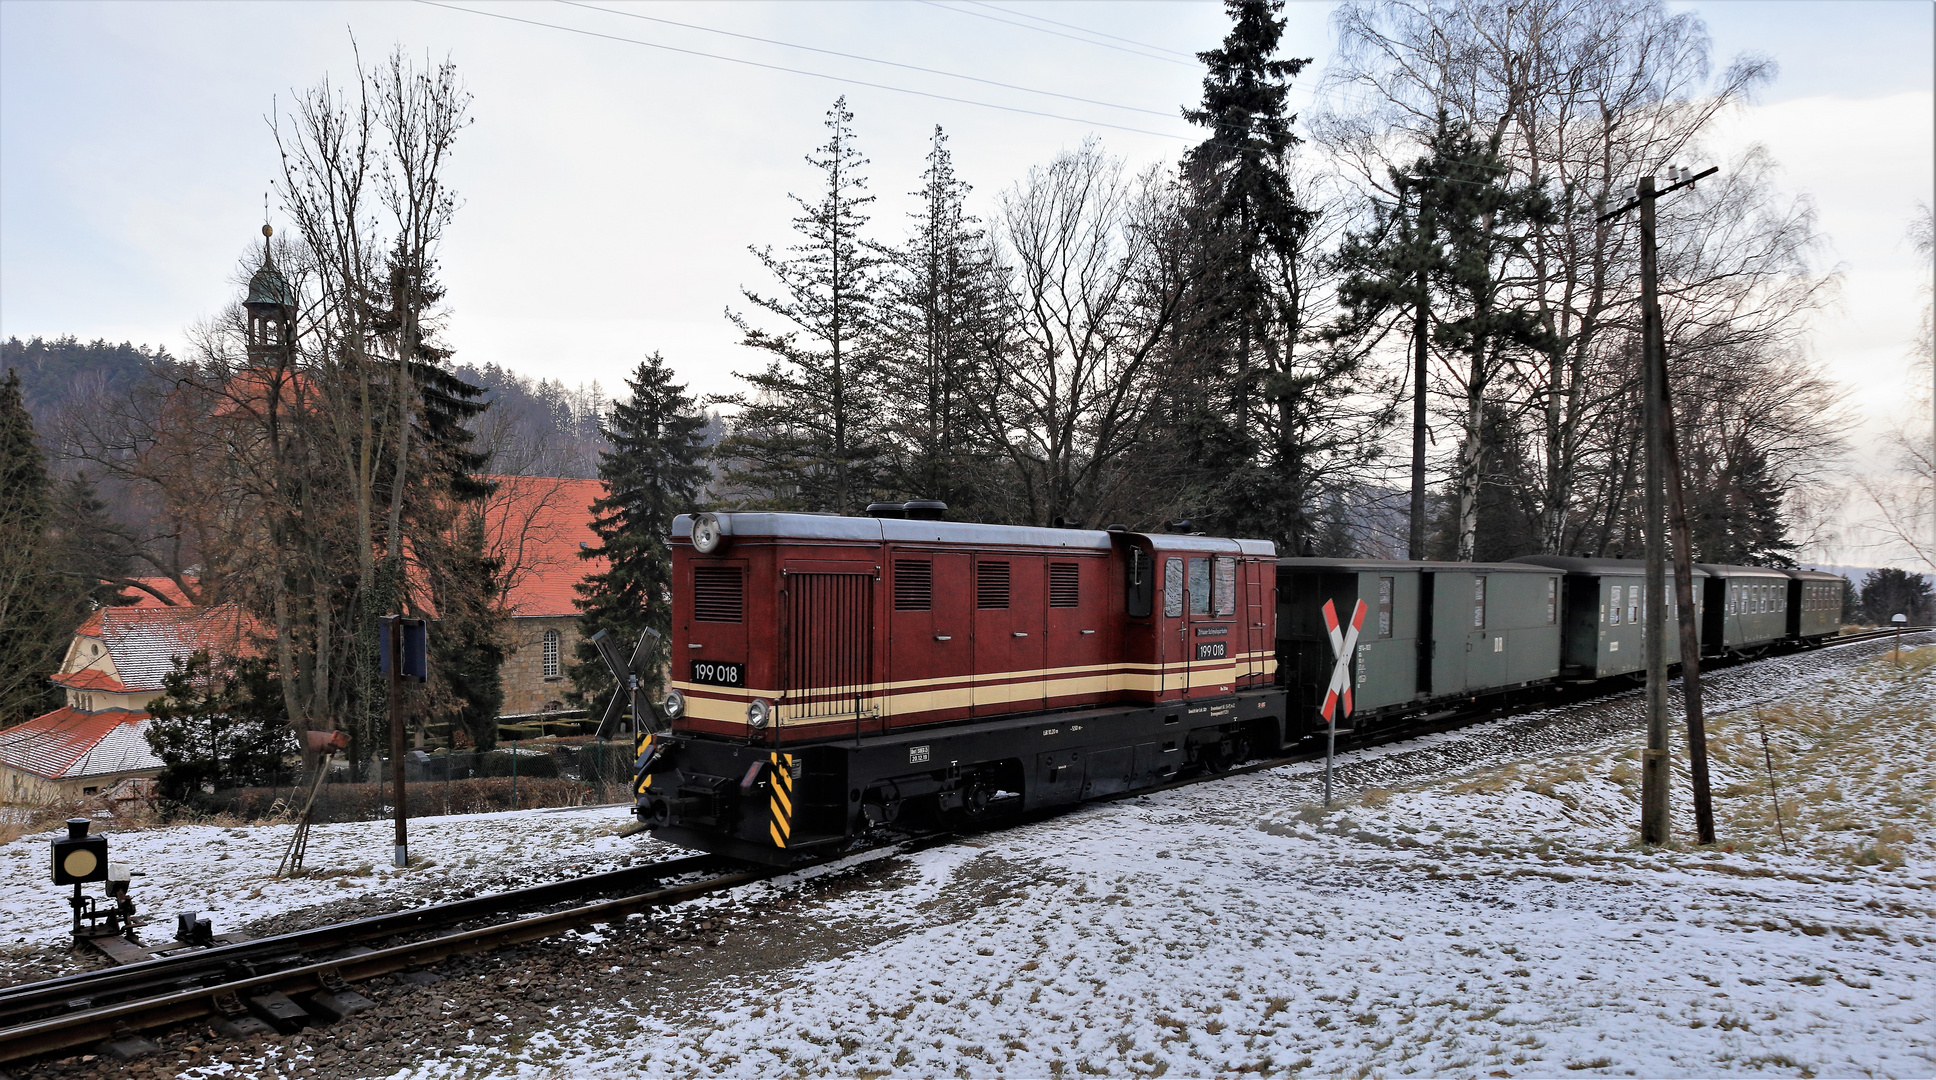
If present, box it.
[1,626,1921,1066]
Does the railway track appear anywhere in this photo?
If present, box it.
[2,626,1923,1067]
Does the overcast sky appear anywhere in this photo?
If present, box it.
[2,0,1931,562]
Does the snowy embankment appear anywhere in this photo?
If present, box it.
[400,637,1934,1079]
[0,802,671,961]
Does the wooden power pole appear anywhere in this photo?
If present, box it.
[1601,165,1720,848]
[1637,175,1672,846]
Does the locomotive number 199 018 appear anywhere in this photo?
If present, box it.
[690,660,745,687]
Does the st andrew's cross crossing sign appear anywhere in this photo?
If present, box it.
[1320,598,1366,726]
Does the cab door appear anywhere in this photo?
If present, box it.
[1183,554,1236,699]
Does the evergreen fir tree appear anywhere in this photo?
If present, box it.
[572,353,708,720]
[876,126,1008,518]
[0,369,69,725]
[719,96,885,514]
[1174,0,1368,553]
[146,651,295,802]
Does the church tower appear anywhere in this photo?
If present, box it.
[243,223,295,365]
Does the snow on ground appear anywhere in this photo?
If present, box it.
[389,636,1935,1079]
[0,802,675,955]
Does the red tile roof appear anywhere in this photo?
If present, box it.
[119,577,196,608]
[482,476,608,619]
[83,605,252,692]
[0,708,161,780]
[50,668,131,693]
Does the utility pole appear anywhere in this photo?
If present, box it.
[1600,165,1719,848]
[389,616,406,868]
[1400,175,1432,561]
[1660,356,1717,845]
[1637,175,1672,847]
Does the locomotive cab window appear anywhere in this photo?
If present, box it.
[1163,557,1184,618]
[1188,558,1211,616]
[1212,557,1236,617]
[1125,548,1154,618]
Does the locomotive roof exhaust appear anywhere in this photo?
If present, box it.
[902,500,948,521]
[866,503,906,519]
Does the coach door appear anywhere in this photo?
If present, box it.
[780,568,877,735]
[1242,563,1269,683]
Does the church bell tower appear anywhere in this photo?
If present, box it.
[244,223,294,365]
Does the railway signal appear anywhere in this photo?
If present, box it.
[1320,598,1367,807]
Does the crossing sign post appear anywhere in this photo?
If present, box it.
[1321,598,1367,807]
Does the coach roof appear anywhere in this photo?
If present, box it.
[671,512,1273,556]
[1510,555,1712,578]
[1280,557,1559,574]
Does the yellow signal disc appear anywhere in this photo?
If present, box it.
[62,848,98,879]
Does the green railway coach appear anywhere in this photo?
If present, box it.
[1784,568,1844,643]
[1508,556,1705,679]
[1276,559,1563,730]
[1696,564,1793,653]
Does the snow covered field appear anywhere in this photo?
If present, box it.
[0,802,671,962]
[405,637,1936,1079]
[8,635,1931,1079]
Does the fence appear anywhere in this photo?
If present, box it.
[201,737,640,825]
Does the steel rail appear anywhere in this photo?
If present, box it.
[0,854,722,1030]
[0,862,773,1063]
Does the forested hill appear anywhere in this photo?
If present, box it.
[2,335,166,436]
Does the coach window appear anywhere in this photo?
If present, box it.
[1163,557,1184,618]
[1628,586,1640,626]
[1377,576,1395,638]
[1125,548,1154,618]
[1212,557,1236,617]
[1472,576,1487,629]
[1545,577,1559,624]
[1188,557,1211,616]
[1609,585,1622,625]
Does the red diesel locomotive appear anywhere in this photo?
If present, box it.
[634,504,1282,863]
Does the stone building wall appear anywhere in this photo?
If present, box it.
[501,615,580,717]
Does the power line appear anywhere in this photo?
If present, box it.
[556,0,1176,118]
[965,0,1199,59]
[414,0,1192,141]
[916,0,1197,67]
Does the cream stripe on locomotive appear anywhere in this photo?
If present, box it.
[671,652,1279,726]
[670,650,1279,701]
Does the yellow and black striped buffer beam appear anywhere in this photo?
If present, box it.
[767,752,795,848]
[634,733,654,795]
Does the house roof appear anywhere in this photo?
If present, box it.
[483,476,608,618]
[51,668,132,694]
[75,605,251,692]
[0,708,162,781]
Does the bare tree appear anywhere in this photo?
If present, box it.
[986,143,1186,527]
[1322,0,1833,557]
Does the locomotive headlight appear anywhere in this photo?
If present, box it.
[691,512,727,554]
[746,698,771,729]
[662,689,685,720]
